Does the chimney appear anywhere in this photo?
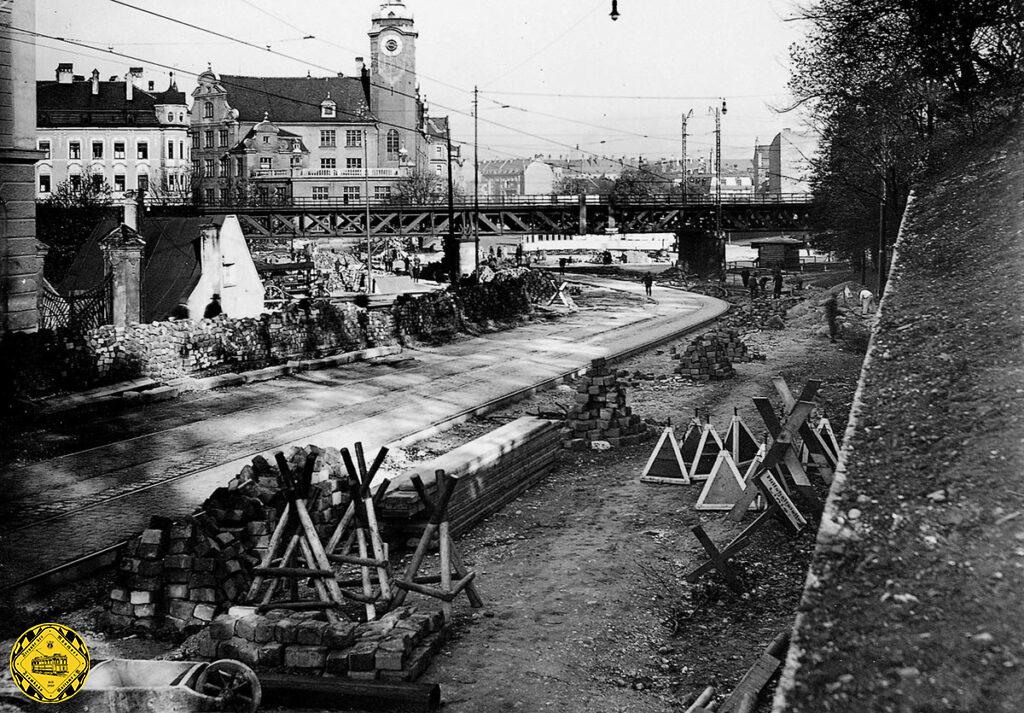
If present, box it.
[123,198,138,231]
[148,80,155,91]
[129,66,144,81]
[199,224,224,298]
[125,73,133,101]
[168,71,177,90]
[56,63,74,83]
[91,69,100,95]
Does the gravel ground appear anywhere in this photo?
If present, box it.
[0,279,866,713]
[776,123,1024,712]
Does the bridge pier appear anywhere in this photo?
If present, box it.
[578,195,587,236]
[677,228,725,279]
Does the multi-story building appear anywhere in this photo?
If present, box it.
[752,141,772,194]
[35,65,191,201]
[468,158,557,197]
[1,0,44,332]
[192,0,453,205]
[768,128,817,195]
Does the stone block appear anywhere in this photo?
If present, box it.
[133,603,157,618]
[138,560,164,577]
[257,642,284,667]
[110,600,133,617]
[347,641,379,672]
[194,604,218,622]
[190,587,218,603]
[110,587,129,602]
[275,619,298,644]
[296,620,329,646]
[168,599,196,620]
[164,555,193,570]
[254,618,277,643]
[284,645,327,670]
[129,590,155,605]
[325,650,349,676]
[209,616,237,641]
[375,643,407,671]
[164,584,189,600]
[235,616,258,641]
[325,623,357,649]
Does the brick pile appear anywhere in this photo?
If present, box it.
[721,296,798,331]
[104,445,357,633]
[673,332,738,381]
[190,605,447,682]
[562,358,647,449]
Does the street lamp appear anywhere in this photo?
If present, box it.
[609,0,620,21]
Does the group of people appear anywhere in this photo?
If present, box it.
[741,267,787,299]
[169,294,223,321]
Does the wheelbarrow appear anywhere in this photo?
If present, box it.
[62,658,260,713]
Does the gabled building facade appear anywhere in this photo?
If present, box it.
[35,65,191,202]
[192,0,453,205]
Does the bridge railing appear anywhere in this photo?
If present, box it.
[196,192,812,212]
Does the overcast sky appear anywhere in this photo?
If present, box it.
[33,0,812,161]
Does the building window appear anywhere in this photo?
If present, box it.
[92,141,104,159]
[321,100,336,118]
[290,155,301,167]
[69,174,82,190]
[435,145,443,158]
[203,101,213,119]
[180,141,185,160]
[220,157,229,177]
[346,157,362,170]
[167,174,177,189]
[320,130,336,147]
[112,142,124,159]
[179,113,184,123]
[374,185,391,200]
[312,186,329,201]
[345,130,362,148]
[92,174,104,190]
[203,159,214,176]
[167,112,173,122]
[204,130,214,148]
[39,141,50,159]
[262,135,270,144]
[321,158,336,170]
[69,142,81,159]
[192,134,200,149]
[137,174,149,193]
[259,157,272,170]
[205,188,215,203]
[236,157,245,176]
[137,142,148,160]
[167,141,174,159]
[343,186,360,203]
[39,174,51,193]
[435,165,443,176]
[218,130,228,147]
[386,129,400,160]
[114,173,126,191]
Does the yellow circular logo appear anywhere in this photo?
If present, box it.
[9,623,91,704]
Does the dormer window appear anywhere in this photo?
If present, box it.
[321,94,337,119]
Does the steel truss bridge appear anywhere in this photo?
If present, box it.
[199,193,813,244]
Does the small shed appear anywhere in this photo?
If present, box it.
[750,236,805,270]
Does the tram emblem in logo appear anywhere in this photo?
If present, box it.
[9,623,91,703]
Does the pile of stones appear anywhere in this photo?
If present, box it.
[562,357,647,449]
[104,446,357,633]
[190,604,448,682]
[673,331,740,381]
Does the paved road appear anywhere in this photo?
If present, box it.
[0,279,727,591]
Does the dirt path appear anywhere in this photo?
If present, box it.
[424,314,865,712]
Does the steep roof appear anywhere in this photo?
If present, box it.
[425,116,448,141]
[219,75,372,123]
[61,216,224,322]
[37,81,169,128]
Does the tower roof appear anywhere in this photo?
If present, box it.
[372,1,413,22]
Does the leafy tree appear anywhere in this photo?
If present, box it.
[609,167,673,206]
[788,0,1023,287]
[388,168,462,205]
[552,174,614,196]
[37,173,116,284]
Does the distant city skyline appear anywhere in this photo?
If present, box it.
[32,0,812,161]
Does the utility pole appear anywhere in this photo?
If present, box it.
[473,86,480,271]
[363,128,372,293]
[681,109,693,204]
[446,124,457,282]
[710,99,726,242]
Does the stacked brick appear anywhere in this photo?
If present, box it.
[392,291,463,344]
[562,358,647,449]
[104,445,356,633]
[721,296,796,331]
[192,605,448,682]
[673,331,745,380]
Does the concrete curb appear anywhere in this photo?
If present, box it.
[770,193,915,712]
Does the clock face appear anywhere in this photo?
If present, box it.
[380,34,403,56]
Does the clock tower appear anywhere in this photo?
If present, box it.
[369,1,420,168]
